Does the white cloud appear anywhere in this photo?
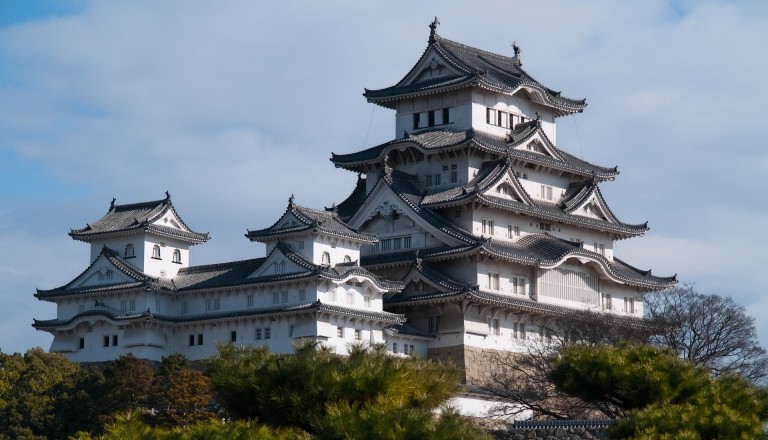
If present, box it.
[1,0,767,353]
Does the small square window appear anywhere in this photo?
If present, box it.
[265,327,271,339]
[79,338,85,349]
[256,328,263,340]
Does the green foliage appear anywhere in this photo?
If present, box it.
[548,344,768,439]
[0,348,84,439]
[208,342,489,439]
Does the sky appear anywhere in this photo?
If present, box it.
[0,0,766,354]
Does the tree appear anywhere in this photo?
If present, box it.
[207,342,490,440]
[149,354,217,427]
[646,285,768,385]
[548,344,768,439]
[0,348,84,439]
[477,312,652,420]
[97,354,156,425]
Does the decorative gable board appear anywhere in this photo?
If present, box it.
[402,48,463,86]
[72,255,135,288]
[151,208,185,231]
[247,247,307,279]
[347,183,464,247]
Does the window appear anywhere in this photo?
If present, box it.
[513,322,526,340]
[539,222,551,231]
[365,296,372,307]
[298,240,304,250]
[272,292,279,304]
[486,107,509,127]
[425,175,433,186]
[256,328,263,340]
[281,291,288,303]
[512,277,526,294]
[392,237,402,250]
[488,272,500,290]
[79,338,85,349]
[321,252,331,266]
[434,173,441,185]
[181,301,188,314]
[442,108,450,125]
[392,342,398,353]
[197,334,203,345]
[343,255,351,263]
[112,335,118,346]
[103,335,110,347]
[354,329,361,340]
[289,325,294,337]
[428,110,435,126]
[247,295,254,307]
[604,294,612,311]
[264,327,271,339]
[299,289,306,301]
[120,300,127,312]
[172,249,181,264]
[450,163,458,183]
[124,243,135,258]
[230,331,237,343]
[403,236,411,248]
[412,112,421,129]
[594,242,605,256]
[337,326,344,338]
[482,219,494,235]
[489,318,500,336]
[541,185,553,200]
[152,244,161,259]
[428,316,441,334]
[624,297,635,314]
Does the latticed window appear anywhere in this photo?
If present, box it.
[152,244,161,259]
[172,249,181,263]
[321,252,331,266]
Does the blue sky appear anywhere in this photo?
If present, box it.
[1,0,767,354]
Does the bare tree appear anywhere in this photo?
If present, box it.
[645,285,768,385]
[478,311,651,420]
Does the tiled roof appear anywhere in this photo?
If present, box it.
[386,288,649,328]
[364,31,586,116]
[384,323,436,339]
[33,300,405,329]
[421,158,646,238]
[246,197,377,243]
[367,233,675,290]
[69,193,209,244]
[332,175,369,220]
[35,247,168,299]
[331,125,617,180]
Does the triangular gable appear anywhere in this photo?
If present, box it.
[347,177,467,247]
[70,253,140,289]
[483,167,534,205]
[514,132,562,161]
[150,205,189,232]
[247,244,311,279]
[570,192,617,223]
[401,47,465,86]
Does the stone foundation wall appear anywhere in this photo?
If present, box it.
[428,344,525,385]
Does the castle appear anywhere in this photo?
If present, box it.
[34,20,675,412]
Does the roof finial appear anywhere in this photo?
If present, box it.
[535,111,541,120]
[288,194,295,206]
[429,17,440,44]
[110,198,116,210]
[512,41,522,67]
[165,191,171,200]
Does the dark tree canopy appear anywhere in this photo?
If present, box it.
[549,344,768,439]
[207,342,489,440]
[646,285,768,385]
